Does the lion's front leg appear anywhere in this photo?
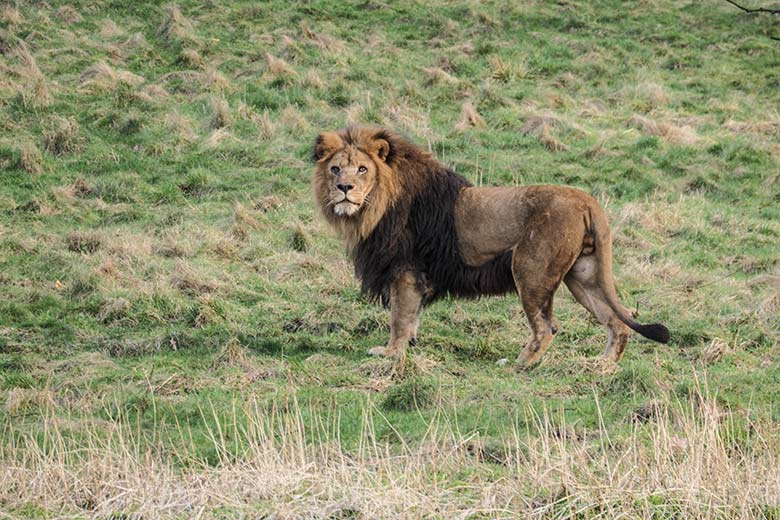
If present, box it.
[368,271,422,358]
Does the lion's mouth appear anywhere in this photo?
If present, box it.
[333,198,360,216]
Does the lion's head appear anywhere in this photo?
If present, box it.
[312,127,401,247]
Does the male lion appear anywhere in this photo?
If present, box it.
[312,127,670,365]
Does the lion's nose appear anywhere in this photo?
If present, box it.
[337,184,353,194]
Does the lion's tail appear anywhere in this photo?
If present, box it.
[590,206,670,344]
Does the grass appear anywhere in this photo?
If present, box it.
[3,384,779,518]
[0,0,779,517]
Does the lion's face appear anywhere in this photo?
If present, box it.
[320,147,378,217]
[312,130,394,237]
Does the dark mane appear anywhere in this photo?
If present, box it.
[349,130,515,305]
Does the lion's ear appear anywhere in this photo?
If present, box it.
[372,138,390,163]
[313,132,343,162]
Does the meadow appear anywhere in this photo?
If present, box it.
[0,0,779,517]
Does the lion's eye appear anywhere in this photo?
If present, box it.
[357,165,367,174]
[330,165,340,174]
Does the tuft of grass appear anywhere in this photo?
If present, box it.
[422,66,458,86]
[157,4,195,43]
[265,53,297,79]
[209,97,232,129]
[0,6,22,25]
[211,337,249,369]
[699,338,730,365]
[454,101,486,132]
[626,114,699,146]
[381,376,436,411]
[42,116,80,155]
[633,82,669,111]
[489,55,527,82]
[66,231,102,254]
[520,113,571,152]
[97,297,132,322]
[99,19,124,38]
[55,5,82,24]
[18,143,43,175]
[4,387,54,415]
[80,61,145,91]
[290,225,310,252]
[178,48,203,68]
[170,262,219,294]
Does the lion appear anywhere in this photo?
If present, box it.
[312,127,670,365]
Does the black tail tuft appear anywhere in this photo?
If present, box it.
[632,323,670,344]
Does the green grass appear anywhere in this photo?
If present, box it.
[1,0,779,516]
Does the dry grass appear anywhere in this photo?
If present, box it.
[631,81,669,111]
[300,22,345,55]
[583,132,611,158]
[55,5,83,24]
[301,68,325,88]
[0,6,22,25]
[6,41,52,108]
[265,52,297,78]
[489,55,527,82]
[521,113,569,152]
[454,101,486,132]
[137,83,170,103]
[153,233,193,259]
[203,127,232,148]
[627,114,699,146]
[170,262,219,294]
[232,202,258,229]
[345,101,369,125]
[422,66,459,86]
[699,338,730,365]
[254,110,276,140]
[2,387,778,518]
[80,61,145,90]
[122,32,148,51]
[209,96,232,129]
[383,103,436,141]
[19,142,43,175]
[723,117,780,136]
[99,19,125,38]
[16,78,52,108]
[97,297,131,322]
[66,230,103,254]
[42,116,80,155]
[11,43,42,79]
[211,337,250,369]
[202,66,232,92]
[279,105,309,133]
[4,388,55,414]
[178,48,203,68]
[157,4,195,42]
[164,110,196,143]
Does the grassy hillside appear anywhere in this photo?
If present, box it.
[1,0,779,517]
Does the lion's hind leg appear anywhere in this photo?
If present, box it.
[512,244,579,367]
[564,255,631,362]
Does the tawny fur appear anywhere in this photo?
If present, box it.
[312,127,669,366]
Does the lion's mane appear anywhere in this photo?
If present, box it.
[324,128,516,306]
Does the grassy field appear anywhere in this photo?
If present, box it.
[1,0,779,517]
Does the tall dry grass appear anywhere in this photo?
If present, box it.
[1,381,778,518]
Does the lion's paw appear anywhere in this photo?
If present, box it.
[516,349,543,370]
[368,346,389,357]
